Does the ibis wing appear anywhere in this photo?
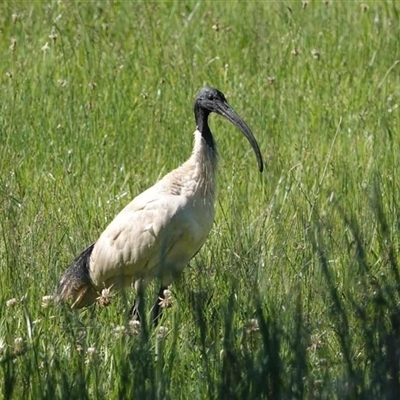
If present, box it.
[88,193,197,289]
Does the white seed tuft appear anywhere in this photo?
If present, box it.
[6,298,18,307]
[42,295,54,308]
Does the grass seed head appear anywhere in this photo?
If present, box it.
[246,318,260,334]
[9,38,17,53]
[14,337,25,355]
[157,326,169,340]
[311,49,320,60]
[158,289,173,309]
[97,287,114,307]
[113,325,126,337]
[128,320,140,335]
[42,295,54,308]
[85,346,97,364]
[49,31,57,43]
[41,42,50,52]
[6,298,18,307]
[361,4,369,12]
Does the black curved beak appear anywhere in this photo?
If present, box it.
[214,100,264,173]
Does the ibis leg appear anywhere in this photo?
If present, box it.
[152,286,168,326]
[129,279,145,321]
[129,297,141,321]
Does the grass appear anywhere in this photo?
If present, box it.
[1,0,400,398]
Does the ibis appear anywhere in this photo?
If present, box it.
[57,86,263,324]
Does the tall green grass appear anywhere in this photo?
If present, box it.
[1,1,400,398]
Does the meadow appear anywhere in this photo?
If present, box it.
[1,1,400,398]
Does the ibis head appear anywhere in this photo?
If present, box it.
[194,86,264,173]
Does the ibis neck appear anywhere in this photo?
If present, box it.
[190,130,218,199]
[194,104,215,150]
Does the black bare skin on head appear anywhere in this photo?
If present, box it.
[193,86,264,173]
[193,87,228,150]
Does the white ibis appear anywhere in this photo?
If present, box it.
[57,86,263,324]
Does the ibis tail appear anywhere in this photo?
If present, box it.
[57,243,98,308]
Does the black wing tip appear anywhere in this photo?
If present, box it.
[56,243,97,308]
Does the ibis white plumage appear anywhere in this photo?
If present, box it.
[57,86,263,324]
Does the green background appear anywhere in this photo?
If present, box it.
[1,1,400,398]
